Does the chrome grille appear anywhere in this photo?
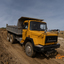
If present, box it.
[45,36,57,43]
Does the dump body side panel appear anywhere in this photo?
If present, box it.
[6,24,22,35]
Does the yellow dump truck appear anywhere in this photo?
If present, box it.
[6,17,60,57]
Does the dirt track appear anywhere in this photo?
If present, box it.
[0,29,64,64]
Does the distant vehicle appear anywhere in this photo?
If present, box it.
[6,17,60,57]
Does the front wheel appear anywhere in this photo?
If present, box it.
[25,42,35,57]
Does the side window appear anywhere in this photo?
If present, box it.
[23,23,28,29]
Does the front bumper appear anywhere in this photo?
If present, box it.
[34,43,60,52]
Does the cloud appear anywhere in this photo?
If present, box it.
[0,0,64,30]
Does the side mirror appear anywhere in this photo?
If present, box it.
[58,30,60,33]
[45,30,47,33]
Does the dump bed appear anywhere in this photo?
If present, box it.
[6,24,22,35]
[6,17,43,35]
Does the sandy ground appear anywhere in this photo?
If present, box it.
[0,29,64,64]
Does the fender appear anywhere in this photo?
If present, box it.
[24,37,35,49]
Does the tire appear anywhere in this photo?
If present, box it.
[7,33,10,41]
[10,34,15,44]
[25,42,35,57]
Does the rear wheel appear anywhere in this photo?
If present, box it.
[10,34,15,44]
[25,42,35,57]
[7,33,10,41]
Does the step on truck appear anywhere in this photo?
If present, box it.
[6,17,60,57]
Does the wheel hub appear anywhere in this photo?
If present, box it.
[10,37,12,42]
[26,46,31,53]
[7,37,9,40]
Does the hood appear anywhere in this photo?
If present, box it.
[45,32,58,36]
[30,31,58,37]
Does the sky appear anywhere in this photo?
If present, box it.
[0,0,64,30]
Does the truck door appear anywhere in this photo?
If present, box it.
[22,22,28,40]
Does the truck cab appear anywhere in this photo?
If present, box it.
[6,17,60,57]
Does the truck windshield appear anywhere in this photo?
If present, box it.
[30,21,47,31]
